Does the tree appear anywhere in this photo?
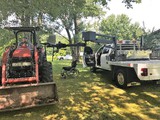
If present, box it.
[47,0,105,59]
[47,0,141,60]
[122,0,141,8]
[0,0,141,59]
[0,0,142,29]
[0,0,59,26]
[99,14,143,40]
[143,29,160,49]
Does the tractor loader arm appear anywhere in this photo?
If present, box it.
[0,83,58,112]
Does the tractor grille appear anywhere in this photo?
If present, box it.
[7,57,35,78]
[12,62,32,67]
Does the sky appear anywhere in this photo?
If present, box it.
[106,0,160,31]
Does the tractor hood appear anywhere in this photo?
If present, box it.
[12,46,32,58]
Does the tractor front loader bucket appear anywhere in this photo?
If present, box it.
[0,82,58,112]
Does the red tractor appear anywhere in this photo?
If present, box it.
[0,27,58,111]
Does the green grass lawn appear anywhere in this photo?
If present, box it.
[0,60,160,120]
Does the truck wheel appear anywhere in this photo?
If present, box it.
[40,61,53,82]
[115,69,127,89]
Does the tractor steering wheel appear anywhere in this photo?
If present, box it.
[19,41,28,47]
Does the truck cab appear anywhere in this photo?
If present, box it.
[83,44,114,72]
[95,44,115,70]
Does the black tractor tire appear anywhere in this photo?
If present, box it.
[0,67,1,86]
[39,61,53,83]
[115,69,128,89]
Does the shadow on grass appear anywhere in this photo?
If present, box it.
[1,60,160,120]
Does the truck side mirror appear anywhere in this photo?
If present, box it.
[47,35,56,44]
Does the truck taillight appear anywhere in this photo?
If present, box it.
[141,68,148,76]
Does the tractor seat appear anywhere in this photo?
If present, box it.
[18,41,34,49]
[62,60,77,71]
[62,66,73,71]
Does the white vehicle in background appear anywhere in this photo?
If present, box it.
[58,54,72,60]
[82,31,160,88]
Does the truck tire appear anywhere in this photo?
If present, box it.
[115,69,128,89]
[40,61,53,82]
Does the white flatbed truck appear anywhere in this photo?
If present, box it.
[82,31,160,88]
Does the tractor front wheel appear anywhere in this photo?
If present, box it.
[39,61,53,83]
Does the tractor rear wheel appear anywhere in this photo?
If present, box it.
[0,67,1,85]
[40,61,53,83]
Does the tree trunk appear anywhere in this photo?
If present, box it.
[20,0,31,27]
[73,15,80,61]
[38,12,43,26]
[65,28,76,60]
[21,14,30,27]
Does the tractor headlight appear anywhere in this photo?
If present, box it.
[12,62,32,67]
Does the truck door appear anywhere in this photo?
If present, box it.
[100,46,112,70]
[83,46,95,67]
[95,47,103,66]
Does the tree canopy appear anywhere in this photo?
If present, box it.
[0,0,142,58]
[99,14,143,40]
[143,29,160,49]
